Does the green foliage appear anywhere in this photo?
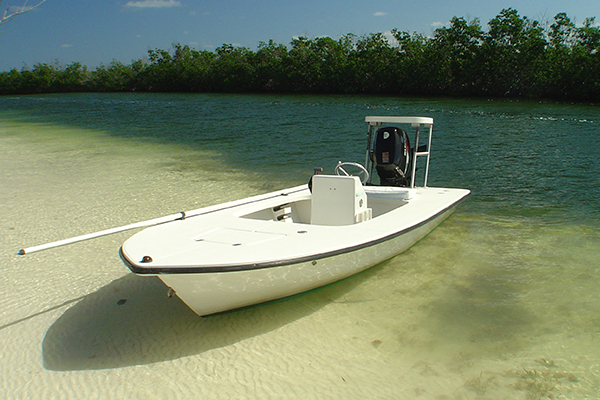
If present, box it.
[479,8,548,97]
[0,61,88,94]
[431,17,484,95]
[209,44,255,92]
[88,61,140,92]
[254,39,288,91]
[1,9,599,101]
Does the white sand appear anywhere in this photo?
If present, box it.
[2,120,598,399]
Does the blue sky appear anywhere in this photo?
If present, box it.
[1,0,598,71]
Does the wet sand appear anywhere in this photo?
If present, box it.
[2,120,598,399]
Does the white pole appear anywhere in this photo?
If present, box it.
[18,185,309,255]
[18,212,186,255]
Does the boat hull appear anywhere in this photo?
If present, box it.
[153,204,457,316]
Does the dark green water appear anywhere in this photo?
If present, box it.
[3,93,599,226]
[2,93,599,398]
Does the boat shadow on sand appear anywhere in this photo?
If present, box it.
[42,269,372,371]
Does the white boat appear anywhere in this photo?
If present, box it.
[117,116,470,316]
[18,116,468,316]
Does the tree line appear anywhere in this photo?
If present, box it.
[1,9,599,101]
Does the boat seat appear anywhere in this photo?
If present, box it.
[310,175,372,226]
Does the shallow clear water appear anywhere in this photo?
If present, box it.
[1,93,599,399]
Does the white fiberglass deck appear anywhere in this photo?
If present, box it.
[120,184,469,273]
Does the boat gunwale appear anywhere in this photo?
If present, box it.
[120,193,468,275]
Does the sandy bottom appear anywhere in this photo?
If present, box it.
[2,120,599,399]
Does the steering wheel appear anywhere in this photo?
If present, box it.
[334,161,370,184]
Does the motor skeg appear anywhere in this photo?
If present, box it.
[373,126,411,187]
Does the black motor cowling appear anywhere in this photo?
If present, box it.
[373,127,411,187]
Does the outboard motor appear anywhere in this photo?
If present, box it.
[373,127,411,187]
